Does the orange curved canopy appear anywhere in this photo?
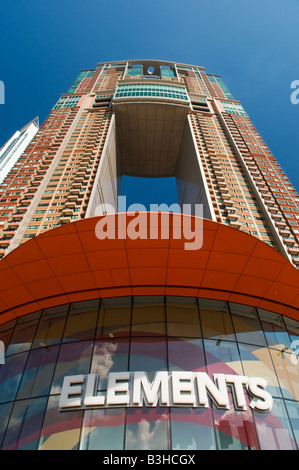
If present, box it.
[0,213,298,326]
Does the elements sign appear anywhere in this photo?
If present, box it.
[59,371,273,413]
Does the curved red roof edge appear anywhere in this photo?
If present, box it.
[0,212,298,326]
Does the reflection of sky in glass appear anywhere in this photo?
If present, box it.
[91,340,129,389]
[126,407,169,450]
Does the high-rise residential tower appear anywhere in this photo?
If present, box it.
[0,60,299,451]
[0,117,39,185]
[0,60,298,267]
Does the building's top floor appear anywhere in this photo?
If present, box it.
[96,59,206,72]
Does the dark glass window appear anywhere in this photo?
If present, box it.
[97,297,131,339]
[63,299,99,342]
[80,408,125,450]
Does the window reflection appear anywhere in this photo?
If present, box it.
[0,320,16,355]
[239,343,281,398]
[130,338,167,379]
[51,341,93,394]
[258,309,291,350]
[0,402,13,447]
[125,407,169,450]
[285,400,299,448]
[38,395,83,450]
[32,305,68,349]
[171,407,216,450]
[91,339,129,389]
[213,394,259,450]
[97,297,131,339]
[131,296,166,336]
[270,349,299,401]
[0,296,298,450]
[0,352,28,404]
[204,339,243,376]
[63,299,99,342]
[166,296,201,338]
[168,338,205,372]
[2,397,47,450]
[17,346,59,399]
[199,299,235,342]
[6,312,40,356]
[230,303,266,347]
[254,398,297,450]
[80,408,125,450]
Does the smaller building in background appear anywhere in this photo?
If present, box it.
[0,117,39,184]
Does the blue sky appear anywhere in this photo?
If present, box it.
[0,0,298,206]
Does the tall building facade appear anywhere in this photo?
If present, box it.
[0,60,299,451]
[0,117,39,185]
[0,60,298,265]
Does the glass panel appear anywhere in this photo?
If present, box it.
[270,349,299,401]
[90,339,129,390]
[171,407,216,450]
[97,297,131,339]
[0,402,13,447]
[2,397,47,450]
[230,303,266,347]
[166,296,201,338]
[6,312,40,356]
[0,319,16,355]
[131,296,165,336]
[130,338,167,379]
[168,338,205,372]
[80,408,125,450]
[125,406,169,450]
[200,299,235,341]
[63,299,99,342]
[258,309,291,350]
[51,341,93,394]
[239,343,282,398]
[213,393,259,450]
[32,305,69,349]
[285,400,299,448]
[38,395,83,450]
[254,398,297,450]
[204,339,243,376]
[284,316,299,343]
[17,345,59,399]
[0,352,28,404]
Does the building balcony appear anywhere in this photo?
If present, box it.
[19,199,31,206]
[60,216,72,224]
[7,222,19,230]
[227,212,238,220]
[69,188,81,195]
[275,220,287,228]
[0,240,10,249]
[11,214,23,222]
[229,220,242,228]
[2,231,15,239]
[15,207,27,214]
[64,202,76,209]
[68,195,78,202]
[279,229,291,236]
[288,246,299,254]
[222,198,233,206]
[61,208,74,216]
[283,237,296,246]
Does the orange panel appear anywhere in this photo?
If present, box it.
[0,214,297,327]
